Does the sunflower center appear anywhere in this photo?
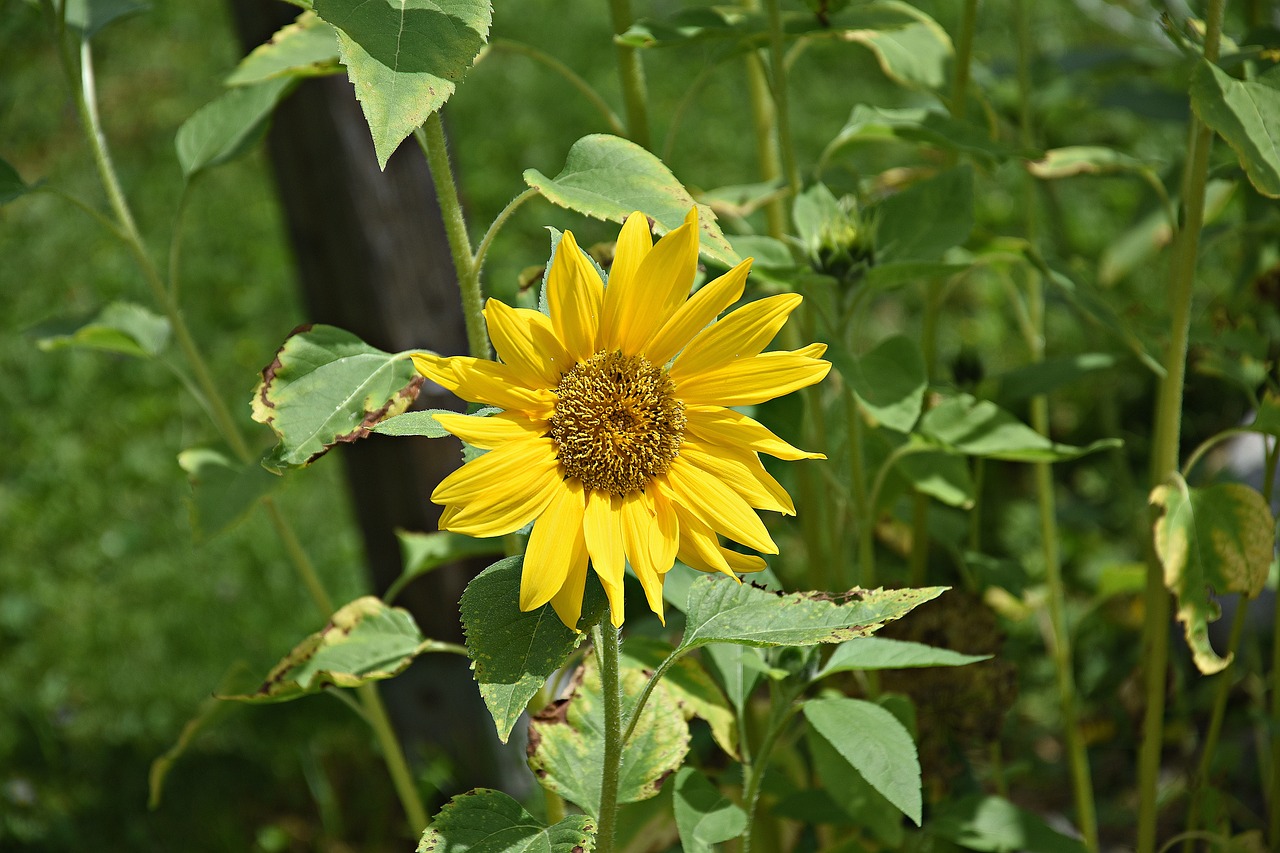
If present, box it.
[550,350,686,496]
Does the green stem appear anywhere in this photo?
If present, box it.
[741,699,799,853]
[593,622,624,853]
[739,0,785,238]
[907,278,944,586]
[167,183,192,301]
[263,498,335,616]
[1138,3,1226,851]
[607,0,651,149]
[1181,427,1253,479]
[489,40,627,137]
[949,0,979,121]
[414,116,488,360]
[472,188,538,276]
[38,186,127,241]
[357,683,429,833]
[763,0,801,204]
[620,651,681,747]
[847,389,872,588]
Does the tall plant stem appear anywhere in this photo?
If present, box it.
[593,622,624,853]
[764,0,801,203]
[414,116,489,360]
[738,0,786,237]
[848,390,874,588]
[1138,2,1226,851]
[741,697,798,853]
[950,0,979,120]
[1014,2,1097,847]
[607,0,651,149]
[60,22,429,834]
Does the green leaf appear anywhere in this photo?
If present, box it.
[221,597,438,703]
[701,644,764,714]
[804,726,904,843]
[369,409,451,437]
[827,335,926,433]
[524,134,740,268]
[862,261,972,290]
[894,450,975,508]
[816,636,989,679]
[385,529,504,603]
[177,448,279,538]
[918,394,1122,462]
[874,166,973,262]
[831,1,952,90]
[64,0,148,37]
[226,11,341,86]
[623,637,738,759]
[1191,59,1280,198]
[175,77,293,181]
[804,696,922,825]
[35,301,170,358]
[250,324,422,469]
[928,795,1089,853]
[149,663,252,808]
[416,788,596,853]
[314,0,492,169]
[677,575,946,651]
[822,105,1025,168]
[1247,392,1280,438]
[1,156,33,205]
[460,556,607,743]
[1151,482,1274,674]
[1027,146,1155,179]
[672,767,747,853]
[994,353,1120,403]
[528,661,690,816]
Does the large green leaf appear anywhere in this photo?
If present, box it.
[672,767,747,853]
[804,725,904,844]
[677,575,946,651]
[917,394,1122,462]
[623,636,737,759]
[1151,482,1274,674]
[460,557,607,742]
[893,450,975,509]
[1247,392,1280,438]
[314,0,492,168]
[527,662,689,816]
[928,795,1089,853]
[176,448,279,539]
[1191,59,1280,198]
[827,335,926,433]
[874,166,973,263]
[251,324,422,469]
[816,636,988,680]
[221,597,444,703]
[226,11,341,86]
[804,696,922,825]
[416,788,596,853]
[35,301,170,358]
[175,77,293,181]
[524,134,739,268]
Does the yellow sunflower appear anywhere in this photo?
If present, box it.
[413,209,830,630]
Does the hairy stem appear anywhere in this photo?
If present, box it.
[593,622,625,853]
[607,0,651,149]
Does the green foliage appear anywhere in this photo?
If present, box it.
[828,334,926,432]
[0,155,33,204]
[416,789,597,853]
[34,301,171,358]
[177,447,279,538]
[63,0,148,38]
[385,529,504,603]
[917,394,1122,462]
[815,636,989,679]
[1191,59,1280,198]
[225,11,341,86]
[622,636,737,758]
[928,795,1090,852]
[671,767,747,853]
[175,77,294,180]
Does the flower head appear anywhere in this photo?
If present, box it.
[413,209,830,629]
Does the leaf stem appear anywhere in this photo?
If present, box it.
[949,0,979,121]
[593,622,625,853]
[763,0,801,205]
[356,682,430,832]
[620,649,682,747]
[1137,2,1226,851]
[741,696,799,853]
[607,0,651,149]
[488,40,627,137]
[472,187,538,277]
[738,0,785,238]
[414,115,489,360]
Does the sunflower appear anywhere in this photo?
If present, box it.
[413,209,830,629]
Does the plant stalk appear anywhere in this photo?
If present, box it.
[738,0,786,238]
[1138,2,1226,850]
[607,0,651,149]
[763,0,801,203]
[593,622,625,853]
[950,0,979,120]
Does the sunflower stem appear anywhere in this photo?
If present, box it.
[607,0,651,149]
[738,0,786,238]
[1138,2,1226,850]
[949,0,979,121]
[414,115,489,360]
[763,0,802,205]
[594,622,625,853]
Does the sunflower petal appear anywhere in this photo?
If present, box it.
[434,440,562,537]
[664,458,779,554]
[549,549,591,631]
[548,230,603,362]
[414,352,556,414]
[650,486,680,574]
[621,491,665,624]
[613,211,699,356]
[645,258,752,366]
[671,502,737,579]
[685,406,824,460]
[584,489,626,626]
[681,443,795,515]
[521,479,587,613]
[671,293,803,379]
[433,412,546,450]
[599,212,653,349]
[485,299,571,388]
[675,347,831,408]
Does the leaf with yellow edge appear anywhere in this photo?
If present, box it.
[1150,481,1274,674]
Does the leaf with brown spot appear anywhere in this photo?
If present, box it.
[415,788,596,853]
[251,324,422,470]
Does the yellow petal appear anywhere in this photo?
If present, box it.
[685,406,824,461]
[550,549,591,631]
[680,443,794,515]
[649,486,680,574]
[671,293,803,380]
[547,230,603,362]
[414,352,555,415]
[645,258,751,366]
[671,502,737,579]
[675,348,831,408]
[522,478,587,613]
[621,491,665,624]
[722,548,767,573]
[611,212,699,356]
[663,458,778,554]
[432,438,561,536]
[432,411,546,449]
[599,212,653,347]
[485,299,571,388]
[583,489,626,626]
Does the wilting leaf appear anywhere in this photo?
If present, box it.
[1027,146,1154,179]
[1151,481,1274,674]
[416,788,596,853]
[226,11,341,86]
[1191,59,1280,198]
[832,1,953,90]
[251,324,422,469]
